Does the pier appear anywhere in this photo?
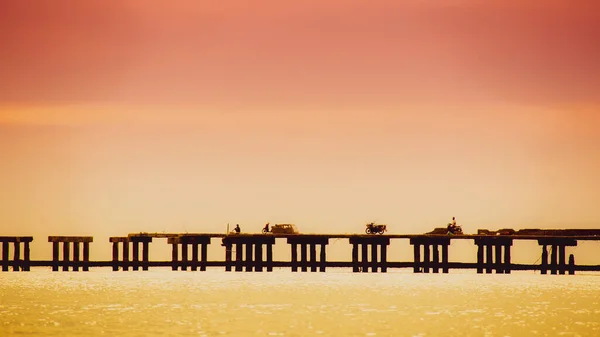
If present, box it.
[3,229,600,274]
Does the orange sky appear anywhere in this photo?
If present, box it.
[1,0,600,256]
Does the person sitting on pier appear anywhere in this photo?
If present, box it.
[234,224,241,234]
[263,222,270,233]
[447,217,458,234]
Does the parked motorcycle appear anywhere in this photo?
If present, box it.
[365,223,387,235]
[447,223,463,235]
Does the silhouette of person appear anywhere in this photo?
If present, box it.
[234,224,241,233]
[263,222,270,232]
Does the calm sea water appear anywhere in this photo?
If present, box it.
[1,270,599,336]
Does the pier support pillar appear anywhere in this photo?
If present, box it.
[410,237,451,274]
[288,237,329,272]
[0,237,33,272]
[48,236,93,272]
[474,237,513,274]
[349,237,390,273]
[169,236,211,271]
[538,238,577,276]
[109,236,152,271]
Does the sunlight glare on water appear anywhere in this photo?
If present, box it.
[1,270,599,336]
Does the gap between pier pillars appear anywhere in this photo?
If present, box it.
[109,236,152,271]
[287,236,329,272]
[349,237,390,273]
[1,237,33,272]
[538,238,577,275]
[221,235,275,272]
[410,237,451,273]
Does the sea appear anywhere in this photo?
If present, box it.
[1,270,599,336]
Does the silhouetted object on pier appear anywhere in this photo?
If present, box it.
[287,236,329,272]
[233,224,241,234]
[350,236,390,273]
[365,223,387,235]
[168,235,210,271]
[0,237,32,271]
[222,235,275,272]
[109,236,152,271]
[48,236,92,271]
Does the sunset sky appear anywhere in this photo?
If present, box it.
[1,0,599,257]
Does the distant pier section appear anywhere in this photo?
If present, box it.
[3,229,600,275]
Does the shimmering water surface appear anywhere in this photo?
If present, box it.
[1,270,599,336]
